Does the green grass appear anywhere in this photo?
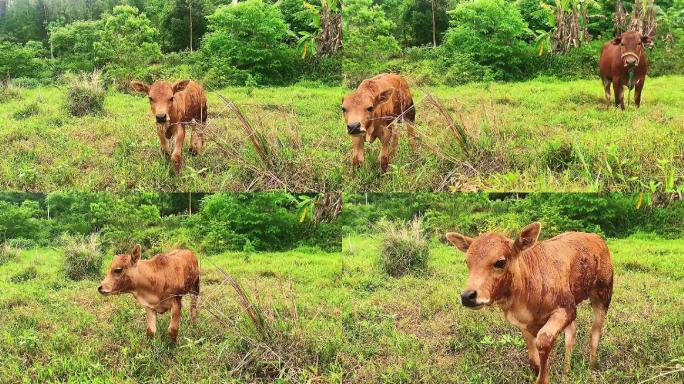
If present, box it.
[0,247,345,383]
[339,234,684,383]
[1,237,683,382]
[1,76,683,192]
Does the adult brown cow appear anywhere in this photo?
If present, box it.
[599,31,650,109]
[446,223,613,384]
[131,80,208,174]
[98,245,200,343]
[341,73,416,173]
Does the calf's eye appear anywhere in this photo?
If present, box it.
[367,107,373,112]
[341,106,346,112]
[114,267,123,274]
[493,259,506,269]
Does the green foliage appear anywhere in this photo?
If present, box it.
[201,0,296,86]
[0,41,51,80]
[94,6,163,88]
[0,200,44,241]
[61,233,104,281]
[50,20,101,73]
[65,71,106,116]
[0,81,22,103]
[443,0,532,81]
[144,0,212,52]
[342,0,400,86]
[10,266,38,283]
[377,218,430,277]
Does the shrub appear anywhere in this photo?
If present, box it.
[0,242,21,265]
[0,40,51,80]
[201,0,296,86]
[377,218,430,277]
[342,0,401,86]
[65,71,106,117]
[61,233,104,281]
[443,0,532,80]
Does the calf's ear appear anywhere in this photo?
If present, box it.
[514,222,541,252]
[130,81,150,94]
[131,244,141,264]
[611,36,622,45]
[172,80,191,94]
[375,87,395,106]
[446,232,473,252]
[641,35,652,44]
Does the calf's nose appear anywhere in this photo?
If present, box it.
[460,290,478,307]
[625,58,637,67]
[347,122,362,135]
[155,114,168,123]
[97,285,104,294]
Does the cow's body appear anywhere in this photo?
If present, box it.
[342,73,416,173]
[98,246,200,343]
[131,80,208,174]
[447,224,613,384]
[599,31,650,109]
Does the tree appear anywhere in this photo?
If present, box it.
[93,5,162,86]
[200,0,295,86]
[50,20,101,72]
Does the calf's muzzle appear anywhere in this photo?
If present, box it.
[460,290,478,307]
[155,113,168,124]
[347,122,364,135]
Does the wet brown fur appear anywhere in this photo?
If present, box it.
[342,73,416,173]
[599,31,650,109]
[447,223,613,384]
[130,80,208,174]
[98,245,200,343]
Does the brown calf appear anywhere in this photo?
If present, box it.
[98,245,200,343]
[446,223,613,384]
[599,31,650,109]
[341,73,416,173]
[131,80,208,174]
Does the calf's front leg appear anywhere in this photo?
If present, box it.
[171,124,186,174]
[351,135,365,168]
[145,308,157,338]
[168,297,182,343]
[156,124,171,156]
[535,307,575,384]
[522,329,541,375]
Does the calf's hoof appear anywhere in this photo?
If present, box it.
[146,329,155,339]
[168,329,178,344]
[380,157,389,173]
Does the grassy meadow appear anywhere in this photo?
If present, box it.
[1,76,683,192]
[2,235,683,382]
[339,235,684,383]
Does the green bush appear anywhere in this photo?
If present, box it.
[201,0,296,86]
[0,40,51,80]
[342,0,401,86]
[61,233,104,281]
[50,20,101,73]
[443,0,532,81]
[378,218,430,277]
[65,71,106,117]
[12,100,41,119]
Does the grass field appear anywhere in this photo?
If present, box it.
[339,235,684,383]
[1,76,683,192]
[1,236,682,383]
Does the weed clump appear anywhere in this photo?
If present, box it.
[65,71,105,117]
[12,100,40,119]
[62,233,104,280]
[10,266,37,283]
[0,242,21,265]
[0,81,21,103]
[377,218,430,277]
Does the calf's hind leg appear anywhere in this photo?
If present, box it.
[562,320,577,377]
[189,123,205,156]
[168,297,182,343]
[589,300,608,369]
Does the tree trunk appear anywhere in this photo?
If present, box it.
[189,0,193,52]
[431,0,436,47]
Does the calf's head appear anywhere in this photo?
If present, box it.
[341,87,395,136]
[131,80,191,124]
[98,244,142,295]
[446,222,541,309]
[612,31,651,69]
